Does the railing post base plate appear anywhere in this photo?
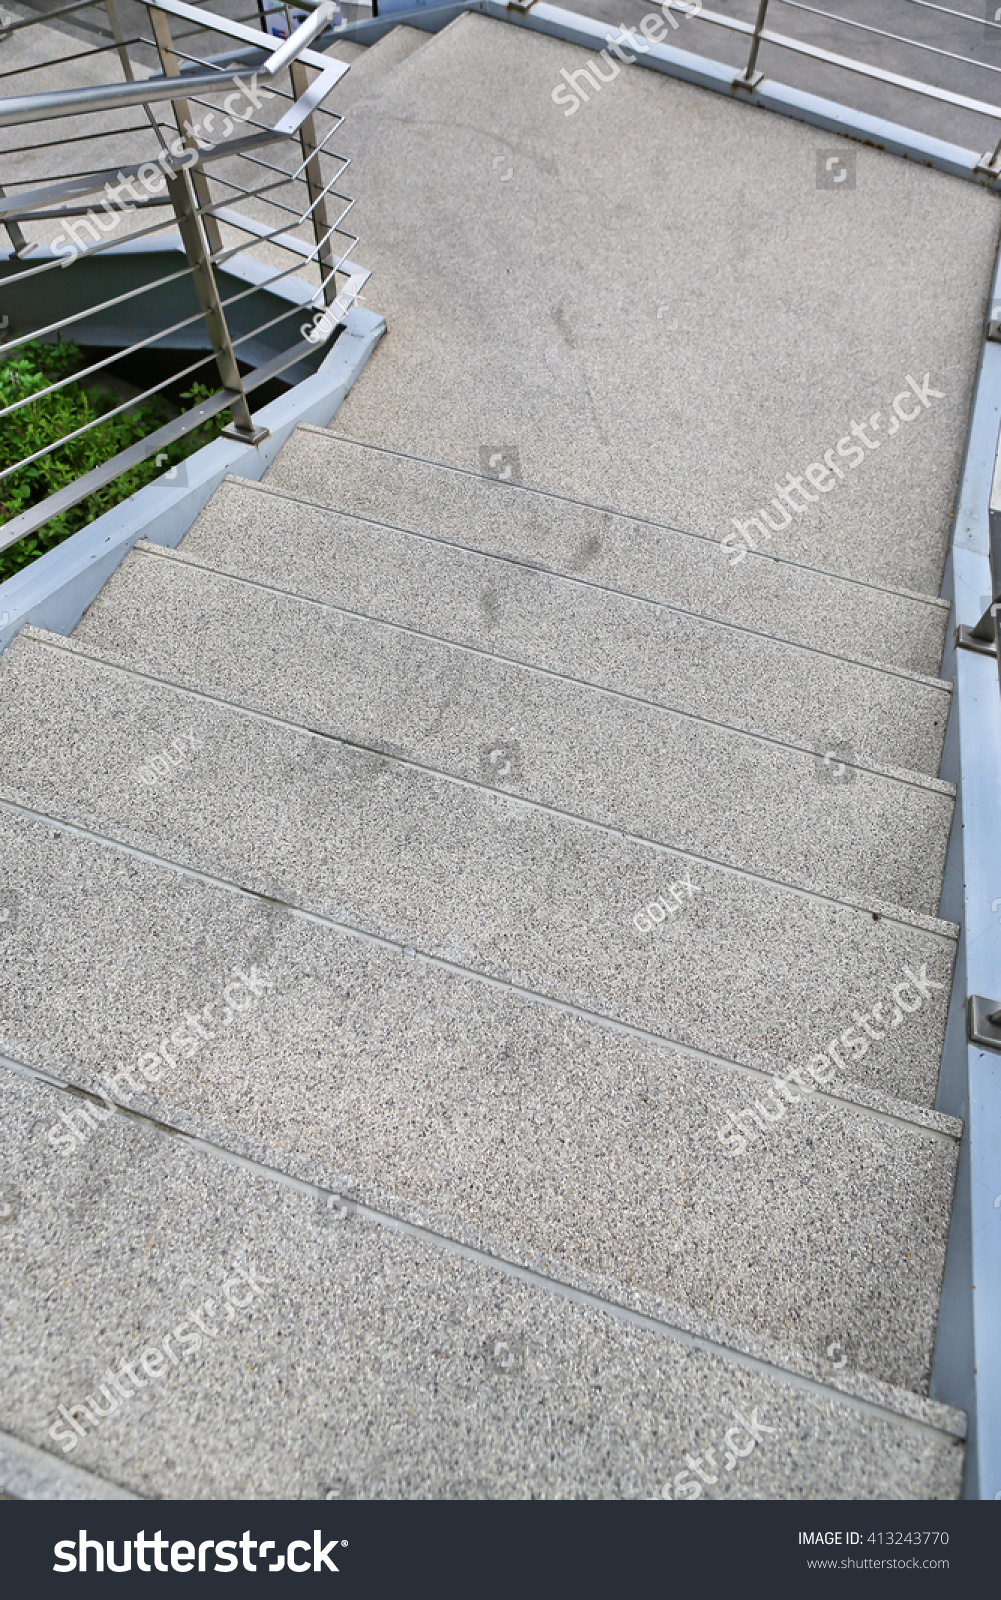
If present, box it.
[221,422,270,446]
[968,996,1001,1052]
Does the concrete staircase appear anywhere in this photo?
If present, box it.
[2,11,997,1499]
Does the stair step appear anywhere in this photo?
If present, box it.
[0,633,956,1116]
[1,5,985,1503]
[0,811,960,1401]
[111,480,954,778]
[329,24,428,114]
[260,431,951,679]
[0,1066,963,1498]
[71,550,954,914]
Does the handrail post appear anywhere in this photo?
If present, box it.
[734,0,769,90]
[289,55,339,308]
[166,162,266,442]
[144,3,266,443]
[146,3,225,260]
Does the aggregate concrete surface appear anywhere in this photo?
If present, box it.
[79,528,954,777]
[0,804,959,1393]
[1,4,992,1500]
[326,14,1000,593]
[0,1072,965,1499]
[57,586,958,915]
[264,432,953,676]
[0,641,957,1111]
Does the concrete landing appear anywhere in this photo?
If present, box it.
[326,13,999,594]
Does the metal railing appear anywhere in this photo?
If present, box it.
[645,2,1001,156]
[0,0,367,554]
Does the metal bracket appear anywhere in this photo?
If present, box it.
[956,623,998,655]
[956,598,999,655]
[988,320,1001,342]
[733,0,769,95]
[969,995,1001,1052]
[221,421,270,446]
[506,0,536,9]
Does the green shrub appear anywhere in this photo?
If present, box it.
[0,339,229,584]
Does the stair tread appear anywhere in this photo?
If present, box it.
[69,557,954,916]
[102,485,955,779]
[329,24,429,114]
[0,635,956,1119]
[260,431,951,679]
[0,1069,963,1499]
[0,814,960,1403]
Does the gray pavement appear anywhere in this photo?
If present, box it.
[327,14,999,592]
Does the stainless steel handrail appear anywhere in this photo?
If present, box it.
[691,3,1001,127]
[0,0,364,556]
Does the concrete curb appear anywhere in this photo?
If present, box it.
[0,304,385,656]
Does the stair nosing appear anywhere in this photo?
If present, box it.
[110,546,955,794]
[21,626,960,933]
[174,477,957,694]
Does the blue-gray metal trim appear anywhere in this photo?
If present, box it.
[932,237,1001,1502]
